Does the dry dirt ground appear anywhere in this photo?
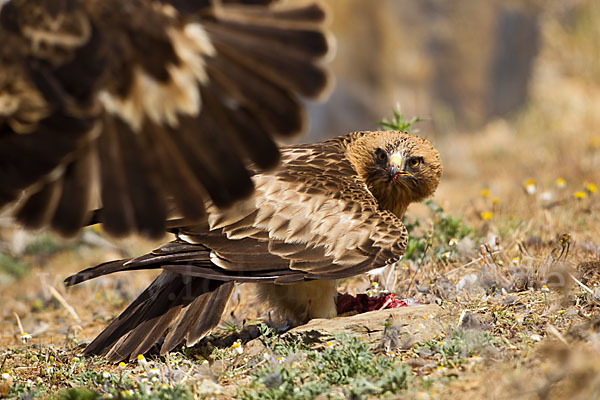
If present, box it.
[2,3,600,400]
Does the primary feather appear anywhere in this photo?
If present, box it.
[0,0,332,238]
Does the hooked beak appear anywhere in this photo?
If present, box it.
[388,154,411,181]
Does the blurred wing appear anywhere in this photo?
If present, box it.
[0,0,332,238]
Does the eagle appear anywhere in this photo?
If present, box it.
[65,130,443,361]
[0,0,332,238]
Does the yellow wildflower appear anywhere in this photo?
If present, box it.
[231,340,243,354]
[586,183,597,193]
[480,211,493,220]
[20,332,31,344]
[574,191,586,200]
[137,354,148,368]
[480,189,490,198]
[525,179,537,195]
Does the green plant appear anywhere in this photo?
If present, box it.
[0,253,30,280]
[58,388,100,400]
[418,330,497,368]
[403,200,473,262]
[379,107,423,133]
[240,335,411,399]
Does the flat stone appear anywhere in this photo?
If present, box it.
[285,304,451,350]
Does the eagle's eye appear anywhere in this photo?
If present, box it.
[375,149,387,163]
[408,157,421,168]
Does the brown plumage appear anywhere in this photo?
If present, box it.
[0,0,332,238]
[65,130,443,361]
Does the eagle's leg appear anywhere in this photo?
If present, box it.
[256,280,338,323]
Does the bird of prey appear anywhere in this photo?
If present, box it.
[65,130,443,361]
[0,0,332,238]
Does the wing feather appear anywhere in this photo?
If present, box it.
[0,0,332,237]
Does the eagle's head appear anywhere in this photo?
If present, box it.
[348,130,442,218]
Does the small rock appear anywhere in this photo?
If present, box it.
[196,378,223,396]
[286,304,449,350]
[457,273,479,292]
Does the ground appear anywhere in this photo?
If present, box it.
[2,4,600,399]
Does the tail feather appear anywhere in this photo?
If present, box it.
[162,281,233,353]
[65,240,235,361]
[83,271,227,361]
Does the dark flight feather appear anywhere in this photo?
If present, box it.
[0,0,332,237]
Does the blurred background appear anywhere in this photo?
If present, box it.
[309,0,595,137]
